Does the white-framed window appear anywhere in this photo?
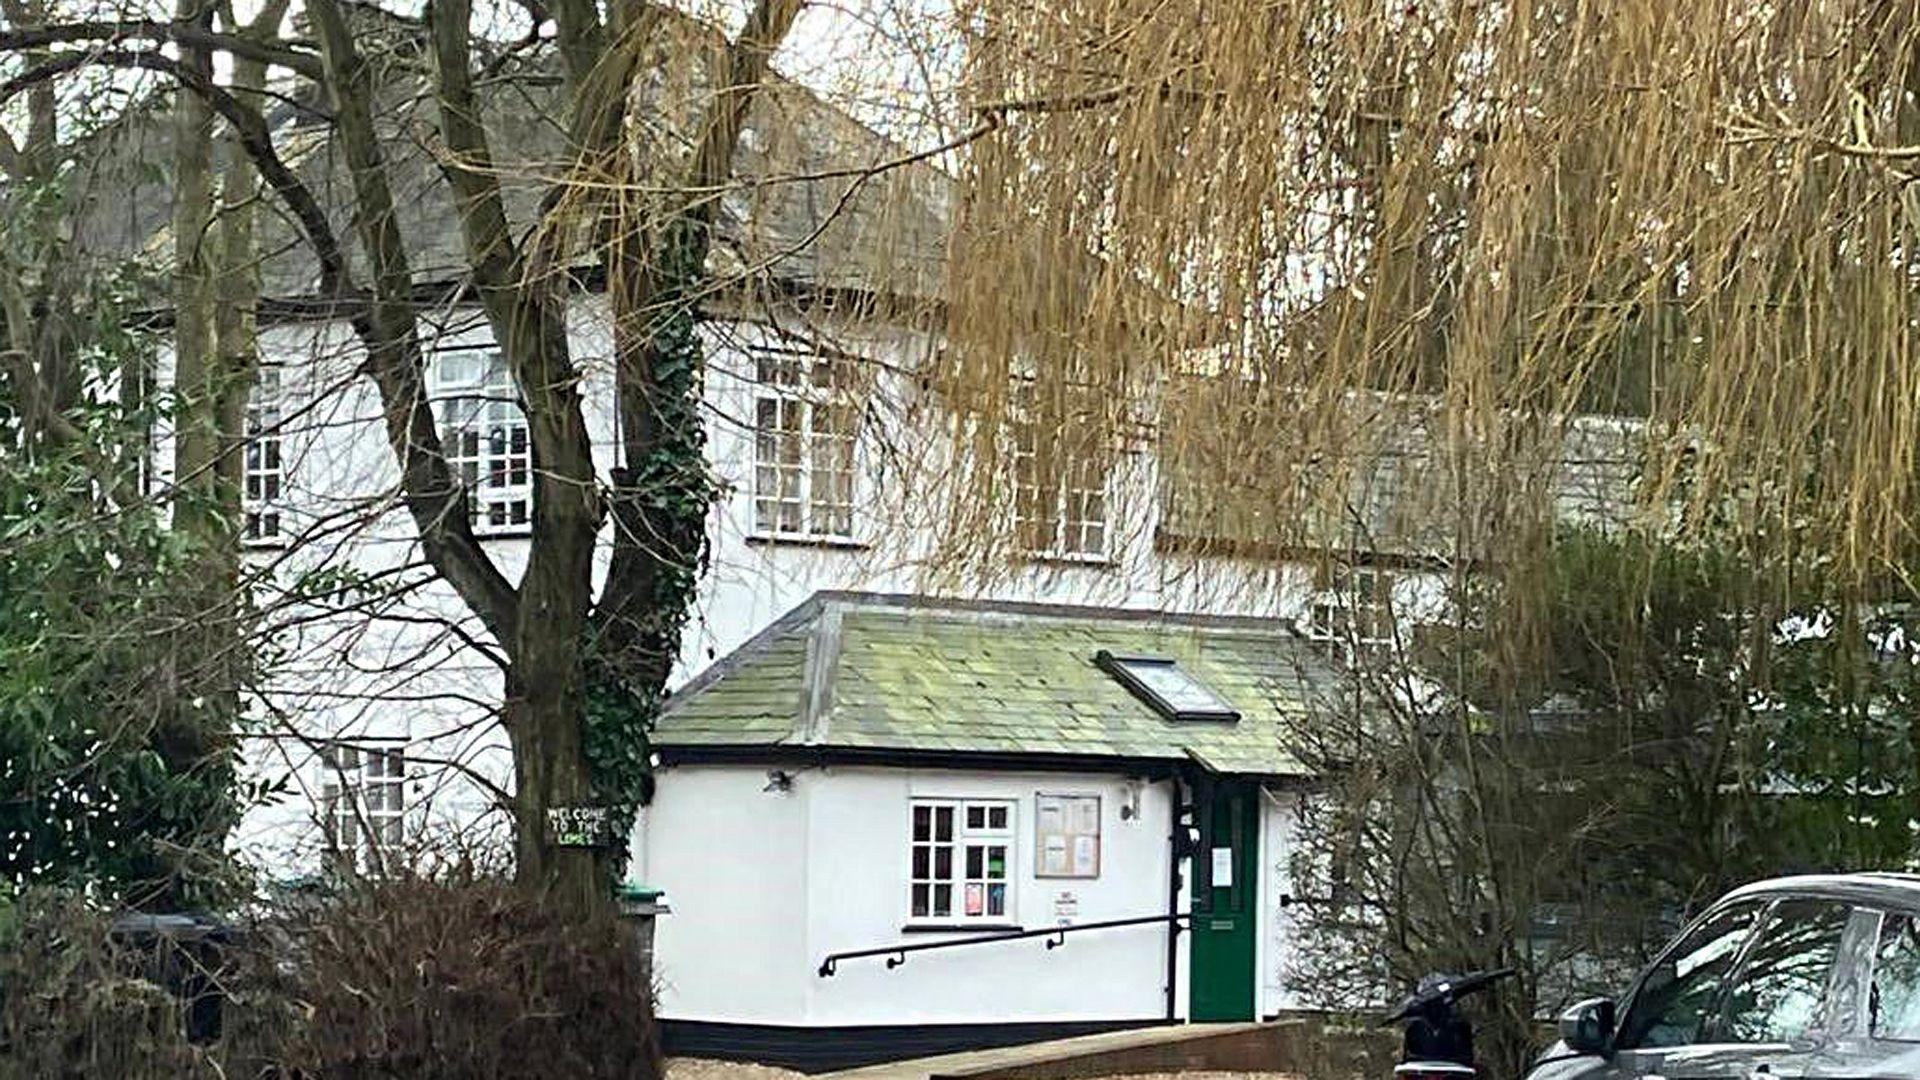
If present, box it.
[318,742,406,874]
[433,349,530,534]
[1012,391,1110,559]
[908,798,1015,924]
[751,351,858,539]
[1304,564,1396,648]
[242,365,285,543]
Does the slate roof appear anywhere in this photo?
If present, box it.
[65,10,952,309]
[1156,379,1641,562]
[655,592,1341,777]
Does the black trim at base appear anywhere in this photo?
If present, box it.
[659,1018,1164,1073]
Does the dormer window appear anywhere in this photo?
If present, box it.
[1094,650,1239,722]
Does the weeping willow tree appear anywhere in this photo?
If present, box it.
[935,0,1920,594]
[922,0,1920,1062]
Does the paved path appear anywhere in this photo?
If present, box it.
[819,1022,1269,1080]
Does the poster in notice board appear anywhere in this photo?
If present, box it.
[1035,792,1101,878]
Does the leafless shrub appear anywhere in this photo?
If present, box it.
[0,871,662,1080]
[0,891,216,1080]
[233,871,663,1080]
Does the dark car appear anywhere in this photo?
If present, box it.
[1526,873,1920,1079]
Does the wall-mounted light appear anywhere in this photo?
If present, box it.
[764,768,794,794]
[1119,780,1142,821]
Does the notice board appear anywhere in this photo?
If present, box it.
[1034,792,1101,878]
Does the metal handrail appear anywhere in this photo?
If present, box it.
[816,912,1189,977]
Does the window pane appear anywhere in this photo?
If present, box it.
[1717,899,1850,1044]
[932,885,951,917]
[934,846,952,880]
[1617,901,1766,1049]
[987,884,1006,917]
[934,807,953,841]
[965,846,983,879]
[987,846,1006,879]
[966,806,985,830]
[912,847,929,878]
[1873,914,1920,1041]
[913,805,930,841]
[911,884,929,917]
[988,806,1008,830]
[965,883,984,916]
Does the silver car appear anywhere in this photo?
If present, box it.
[1527,874,1920,1080]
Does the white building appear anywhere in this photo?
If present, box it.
[69,18,1449,1066]
[637,591,1339,1068]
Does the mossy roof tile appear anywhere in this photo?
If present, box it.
[655,593,1342,776]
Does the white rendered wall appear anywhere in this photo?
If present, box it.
[636,764,1183,1027]
[1259,787,1306,1016]
[225,297,1395,880]
[634,765,814,1023]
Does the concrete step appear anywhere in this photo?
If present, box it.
[820,1021,1299,1080]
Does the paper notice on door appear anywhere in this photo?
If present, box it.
[1043,835,1070,876]
[1073,834,1098,876]
[1211,846,1234,888]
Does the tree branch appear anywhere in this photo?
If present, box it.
[594,0,805,663]
[0,18,321,78]
[309,0,521,651]
[0,48,349,298]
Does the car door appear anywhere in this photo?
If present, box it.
[1606,898,1770,1079]
[1609,896,1851,1079]
[1806,905,1920,1077]
[1675,896,1854,1078]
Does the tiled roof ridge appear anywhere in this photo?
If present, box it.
[811,590,1307,635]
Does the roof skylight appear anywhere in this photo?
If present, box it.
[1093,650,1241,722]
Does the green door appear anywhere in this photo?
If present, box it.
[1188,782,1259,1021]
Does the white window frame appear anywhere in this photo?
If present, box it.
[317,742,407,874]
[907,797,1017,926]
[432,349,531,536]
[1303,564,1397,649]
[1011,386,1111,561]
[242,365,286,544]
[750,350,860,541]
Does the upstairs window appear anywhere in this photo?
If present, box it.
[1011,386,1110,560]
[243,365,286,543]
[908,798,1015,924]
[318,743,406,875]
[434,350,530,534]
[752,352,858,540]
[1304,564,1396,648]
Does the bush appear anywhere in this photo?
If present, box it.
[0,891,216,1079]
[0,876,664,1080]
[239,874,663,1080]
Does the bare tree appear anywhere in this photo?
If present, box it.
[0,0,982,911]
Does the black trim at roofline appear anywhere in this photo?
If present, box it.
[652,742,1315,783]
[658,1018,1164,1073]
[126,263,941,333]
